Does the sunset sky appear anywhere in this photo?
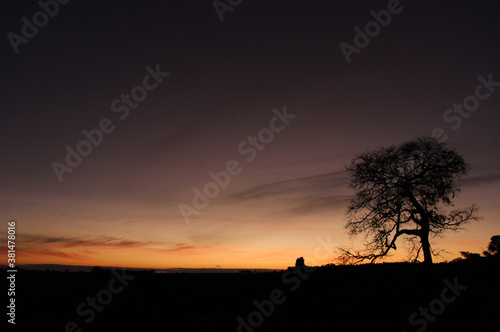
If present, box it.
[1,0,499,270]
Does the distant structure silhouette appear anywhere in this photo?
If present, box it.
[287,257,307,272]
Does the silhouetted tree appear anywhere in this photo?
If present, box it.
[483,235,500,257]
[339,137,480,265]
[460,251,482,260]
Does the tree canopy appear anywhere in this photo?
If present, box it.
[339,137,480,264]
[484,235,500,257]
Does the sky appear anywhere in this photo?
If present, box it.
[1,0,499,270]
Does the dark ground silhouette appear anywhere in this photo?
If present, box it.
[8,257,500,331]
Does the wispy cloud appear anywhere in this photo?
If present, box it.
[1,234,213,262]
[18,234,152,248]
[233,171,349,200]
[462,174,500,187]
[18,249,90,261]
[232,171,351,215]
[287,195,352,215]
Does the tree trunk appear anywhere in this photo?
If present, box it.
[420,228,433,264]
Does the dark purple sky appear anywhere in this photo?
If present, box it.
[1,0,499,268]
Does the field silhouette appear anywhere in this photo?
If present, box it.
[11,256,499,331]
